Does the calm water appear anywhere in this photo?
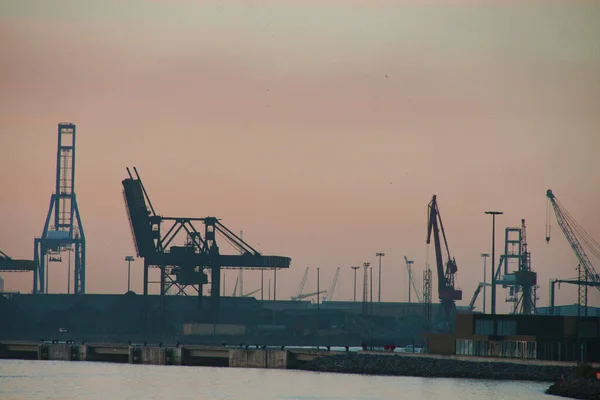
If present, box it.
[0,359,554,400]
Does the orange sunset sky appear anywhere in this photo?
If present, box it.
[1,0,599,312]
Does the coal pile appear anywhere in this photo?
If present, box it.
[296,353,574,382]
[546,378,600,400]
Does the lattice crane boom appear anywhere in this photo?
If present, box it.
[295,267,309,299]
[323,267,340,302]
[404,256,422,303]
[546,189,600,289]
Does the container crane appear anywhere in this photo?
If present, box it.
[322,267,340,302]
[546,189,600,313]
[426,195,462,316]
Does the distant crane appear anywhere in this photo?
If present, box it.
[404,256,422,303]
[290,267,310,301]
[322,267,340,302]
[426,195,462,317]
[232,276,240,296]
[244,288,261,298]
[293,290,327,301]
[546,189,600,316]
[468,282,492,311]
[0,249,37,293]
[549,276,600,316]
[489,218,538,315]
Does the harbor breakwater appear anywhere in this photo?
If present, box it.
[295,352,574,381]
[546,378,600,400]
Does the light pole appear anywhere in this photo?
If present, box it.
[362,262,370,316]
[317,267,320,349]
[125,256,134,292]
[351,266,359,302]
[370,266,374,350]
[485,211,503,315]
[480,253,490,313]
[376,252,385,303]
[261,268,264,303]
[370,266,373,307]
[273,268,277,302]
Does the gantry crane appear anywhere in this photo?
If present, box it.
[404,256,422,303]
[426,195,462,316]
[322,267,340,302]
[34,123,86,294]
[489,219,538,314]
[546,189,600,315]
[122,167,291,321]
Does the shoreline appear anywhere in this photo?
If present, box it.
[293,353,573,382]
[546,378,600,400]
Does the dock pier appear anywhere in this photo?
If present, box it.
[0,341,319,369]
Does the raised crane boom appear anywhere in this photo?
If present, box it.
[323,267,340,302]
[546,189,600,290]
[426,195,462,315]
[404,256,422,303]
[293,267,309,300]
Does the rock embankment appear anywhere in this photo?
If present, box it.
[546,378,600,400]
[295,353,573,382]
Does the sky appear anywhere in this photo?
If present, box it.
[1,0,599,312]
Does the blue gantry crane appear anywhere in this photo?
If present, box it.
[491,219,538,315]
[33,123,86,294]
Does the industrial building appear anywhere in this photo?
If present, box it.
[426,313,600,362]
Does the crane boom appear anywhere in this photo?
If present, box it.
[323,267,340,302]
[426,195,462,315]
[295,267,309,299]
[404,256,422,303]
[468,282,491,311]
[546,190,600,289]
[291,290,326,301]
[232,276,239,296]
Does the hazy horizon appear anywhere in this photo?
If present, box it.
[1,0,599,311]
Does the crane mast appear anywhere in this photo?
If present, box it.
[426,195,462,315]
[546,190,600,290]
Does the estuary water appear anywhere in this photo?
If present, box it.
[0,359,554,400]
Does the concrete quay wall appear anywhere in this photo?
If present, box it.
[229,349,287,369]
